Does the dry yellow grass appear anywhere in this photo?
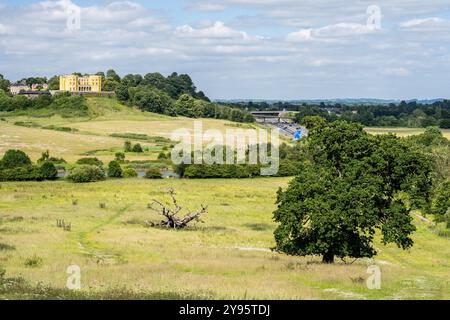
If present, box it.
[0,179,448,299]
[365,127,450,139]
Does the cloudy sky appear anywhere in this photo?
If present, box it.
[0,0,450,100]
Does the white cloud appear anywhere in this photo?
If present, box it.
[381,67,411,77]
[286,23,377,42]
[175,21,252,40]
[187,2,227,12]
[400,17,450,31]
[0,0,449,99]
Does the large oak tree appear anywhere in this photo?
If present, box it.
[273,121,433,263]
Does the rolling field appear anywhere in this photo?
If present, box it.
[0,178,449,300]
[366,127,450,139]
[1,98,449,299]
[0,97,262,163]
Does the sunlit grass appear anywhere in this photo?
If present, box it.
[0,178,448,300]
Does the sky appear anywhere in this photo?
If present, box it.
[0,0,450,100]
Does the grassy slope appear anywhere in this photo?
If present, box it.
[0,178,448,300]
[0,97,263,163]
[0,97,449,299]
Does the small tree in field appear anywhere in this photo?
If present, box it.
[108,160,123,178]
[273,121,433,263]
[132,143,143,153]
[0,150,31,169]
[124,140,132,152]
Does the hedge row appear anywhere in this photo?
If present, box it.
[0,163,57,182]
[180,160,301,179]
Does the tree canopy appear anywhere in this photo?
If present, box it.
[273,121,433,263]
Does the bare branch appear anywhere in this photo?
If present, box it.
[146,189,207,229]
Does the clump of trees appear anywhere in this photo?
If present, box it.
[76,157,103,167]
[0,91,88,117]
[273,120,434,263]
[144,168,162,179]
[291,101,450,129]
[114,71,254,122]
[0,150,58,181]
[108,161,123,178]
[67,165,106,183]
[175,143,304,179]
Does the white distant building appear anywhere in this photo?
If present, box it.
[10,83,30,95]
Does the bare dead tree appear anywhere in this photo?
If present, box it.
[147,188,208,229]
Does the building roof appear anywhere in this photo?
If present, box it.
[19,91,51,95]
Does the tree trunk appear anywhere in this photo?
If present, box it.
[322,252,335,264]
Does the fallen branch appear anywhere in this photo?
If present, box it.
[147,188,207,229]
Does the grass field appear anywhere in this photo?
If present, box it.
[1,98,449,299]
[0,97,263,163]
[366,127,450,139]
[0,178,449,300]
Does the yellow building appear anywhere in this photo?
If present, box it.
[59,75,102,92]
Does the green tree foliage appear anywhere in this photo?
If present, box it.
[107,160,123,178]
[157,152,168,160]
[273,121,433,263]
[47,76,60,90]
[144,167,162,179]
[0,150,32,169]
[0,74,11,92]
[39,162,58,180]
[124,141,132,152]
[432,180,450,228]
[132,143,143,153]
[128,87,174,115]
[106,69,121,82]
[67,165,106,183]
[76,157,103,167]
[300,116,327,132]
[115,152,125,163]
[123,168,138,178]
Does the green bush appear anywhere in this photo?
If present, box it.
[144,167,162,179]
[132,143,143,153]
[0,165,44,182]
[0,150,32,169]
[76,157,103,167]
[67,165,106,183]
[123,168,138,178]
[115,152,125,163]
[39,162,58,180]
[124,140,132,152]
[108,161,123,178]
[157,152,167,160]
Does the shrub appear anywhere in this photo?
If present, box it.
[0,166,44,182]
[39,162,58,180]
[24,255,43,268]
[24,257,43,268]
[124,140,132,152]
[132,143,143,153]
[157,152,167,160]
[76,157,103,167]
[108,160,123,178]
[123,168,138,178]
[144,167,162,179]
[115,152,125,163]
[0,150,32,169]
[67,165,106,183]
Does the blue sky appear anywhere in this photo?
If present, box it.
[1,0,450,100]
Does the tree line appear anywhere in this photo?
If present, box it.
[0,71,254,123]
[224,99,450,128]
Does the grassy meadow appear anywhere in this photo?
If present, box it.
[0,97,449,300]
[0,178,449,300]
